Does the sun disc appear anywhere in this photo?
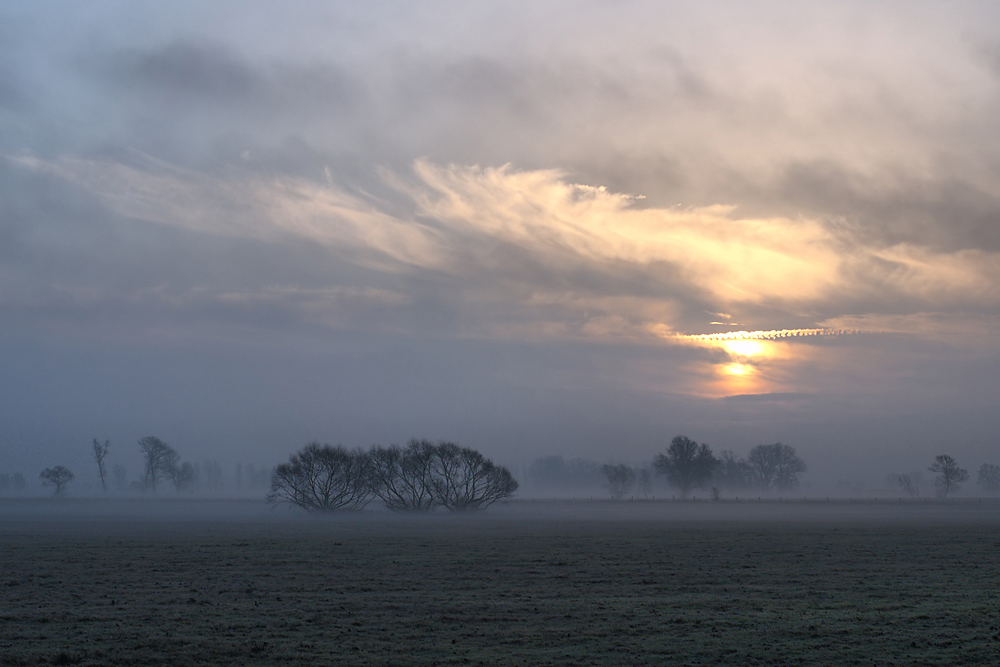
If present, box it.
[723,339,764,357]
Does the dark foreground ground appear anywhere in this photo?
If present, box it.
[2,499,999,666]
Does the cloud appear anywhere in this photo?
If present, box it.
[102,40,258,100]
[9,153,1000,355]
[10,8,1000,242]
[819,311,1000,350]
[410,161,844,306]
[90,38,360,115]
[675,328,867,342]
[9,152,446,274]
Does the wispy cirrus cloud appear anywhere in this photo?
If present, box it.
[9,153,447,274]
[10,153,1000,354]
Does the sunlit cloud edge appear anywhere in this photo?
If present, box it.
[671,328,872,343]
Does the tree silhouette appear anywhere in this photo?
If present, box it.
[929,455,968,497]
[168,461,196,492]
[138,436,175,492]
[370,440,437,511]
[40,466,74,495]
[427,442,518,511]
[92,439,110,492]
[747,443,806,492]
[637,467,653,499]
[887,473,920,498]
[268,443,373,511]
[601,464,636,500]
[653,436,717,498]
[715,450,753,493]
[270,441,517,512]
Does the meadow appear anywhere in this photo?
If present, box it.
[2,499,999,666]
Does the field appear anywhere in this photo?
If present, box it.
[2,499,1000,666]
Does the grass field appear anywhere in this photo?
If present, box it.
[2,499,999,666]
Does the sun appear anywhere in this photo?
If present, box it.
[668,330,810,396]
[721,339,766,358]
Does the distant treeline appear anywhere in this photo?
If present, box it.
[6,436,272,497]
[528,437,1000,500]
[13,434,999,502]
[887,456,997,498]
[527,437,805,500]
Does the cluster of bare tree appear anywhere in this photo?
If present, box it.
[600,464,633,499]
[268,439,518,512]
[654,436,721,498]
[597,437,807,500]
[92,437,265,494]
[31,437,112,497]
[32,436,273,496]
[711,442,807,496]
[889,455,1000,498]
[137,436,197,492]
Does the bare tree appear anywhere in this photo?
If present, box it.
[654,436,718,498]
[601,464,636,500]
[150,445,196,492]
[167,461,196,492]
[715,450,753,493]
[929,455,968,497]
[112,464,128,491]
[370,440,437,511]
[977,463,1000,494]
[428,442,518,511]
[268,443,373,511]
[92,439,111,492]
[887,473,920,498]
[138,436,175,492]
[637,467,653,499]
[40,466,74,495]
[747,443,806,492]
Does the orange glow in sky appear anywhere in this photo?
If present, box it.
[662,328,864,395]
[721,339,771,359]
[707,361,764,396]
[667,330,836,396]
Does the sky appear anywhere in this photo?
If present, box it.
[2,1,1000,493]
